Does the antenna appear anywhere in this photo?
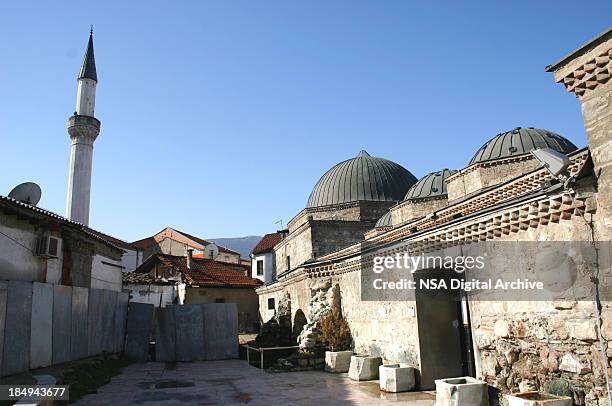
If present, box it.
[9,182,42,206]
[275,219,284,229]
[204,243,219,260]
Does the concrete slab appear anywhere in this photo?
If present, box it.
[52,285,72,364]
[72,360,437,406]
[2,281,33,376]
[114,292,128,353]
[155,307,176,362]
[175,304,204,361]
[70,286,89,360]
[125,302,153,362]
[0,281,7,375]
[202,303,238,360]
[101,290,117,353]
[87,289,104,356]
[30,282,54,369]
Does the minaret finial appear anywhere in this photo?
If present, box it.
[90,25,93,35]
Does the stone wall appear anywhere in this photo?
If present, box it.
[390,197,449,226]
[447,157,539,202]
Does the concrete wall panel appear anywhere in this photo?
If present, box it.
[202,303,239,360]
[101,290,117,353]
[0,282,7,375]
[71,286,89,360]
[2,281,32,376]
[155,307,176,362]
[30,282,53,369]
[52,285,72,364]
[174,304,204,361]
[125,302,153,361]
[87,289,104,356]
[114,292,128,353]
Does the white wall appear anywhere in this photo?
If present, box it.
[0,221,63,284]
[124,283,184,307]
[91,254,123,292]
[251,252,275,285]
[121,248,143,273]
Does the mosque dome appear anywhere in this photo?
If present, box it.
[469,127,578,165]
[375,211,392,228]
[404,169,458,201]
[307,151,417,208]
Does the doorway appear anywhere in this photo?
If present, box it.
[414,269,475,389]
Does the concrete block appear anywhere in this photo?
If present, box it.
[52,285,72,365]
[3,281,33,376]
[325,351,353,373]
[155,307,176,362]
[125,302,153,362]
[435,376,489,406]
[379,363,415,393]
[101,290,117,353]
[0,282,8,375]
[175,304,204,361]
[505,392,572,406]
[70,287,88,360]
[30,283,53,369]
[87,289,104,356]
[113,292,128,353]
[348,355,382,381]
[202,303,239,360]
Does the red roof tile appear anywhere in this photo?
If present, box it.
[251,233,283,255]
[136,254,262,288]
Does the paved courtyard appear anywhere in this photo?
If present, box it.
[74,360,436,405]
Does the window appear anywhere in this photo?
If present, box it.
[256,260,264,276]
[267,298,275,310]
[215,298,226,303]
[286,256,291,271]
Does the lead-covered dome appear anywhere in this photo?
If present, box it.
[469,127,578,165]
[375,211,392,228]
[307,151,417,208]
[405,169,458,201]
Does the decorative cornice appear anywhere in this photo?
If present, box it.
[556,44,611,97]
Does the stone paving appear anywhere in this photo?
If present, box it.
[74,360,436,405]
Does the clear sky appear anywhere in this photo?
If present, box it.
[0,1,610,241]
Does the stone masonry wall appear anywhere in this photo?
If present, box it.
[447,158,539,202]
[390,197,449,226]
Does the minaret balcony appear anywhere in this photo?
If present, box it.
[67,114,101,141]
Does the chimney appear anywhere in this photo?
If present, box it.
[186,249,193,270]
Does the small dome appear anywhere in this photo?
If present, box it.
[375,211,392,228]
[307,150,417,208]
[469,127,577,165]
[404,169,458,201]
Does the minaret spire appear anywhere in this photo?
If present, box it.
[79,28,97,82]
[65,29,101,226]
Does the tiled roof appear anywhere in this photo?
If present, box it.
[0,194,124,253]
[136,254,262,288]
[130,236,156,250]
[252,233,283,255]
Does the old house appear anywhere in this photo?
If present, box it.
[131,227,241,264]
[129,251,262,332]
[0,194,125,292]
[255,28,612,403]
[251,232,284,285]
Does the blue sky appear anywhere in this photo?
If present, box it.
[0,1,609,241]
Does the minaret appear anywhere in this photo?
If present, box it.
[66,28,100,226]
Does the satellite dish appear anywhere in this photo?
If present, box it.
[204,243,219,260]
[9,182,42,206]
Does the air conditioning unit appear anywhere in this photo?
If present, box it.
[36,235,59,258]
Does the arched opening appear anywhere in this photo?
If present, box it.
[292,309,307,342]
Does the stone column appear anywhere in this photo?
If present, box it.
[548,29,612,401]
